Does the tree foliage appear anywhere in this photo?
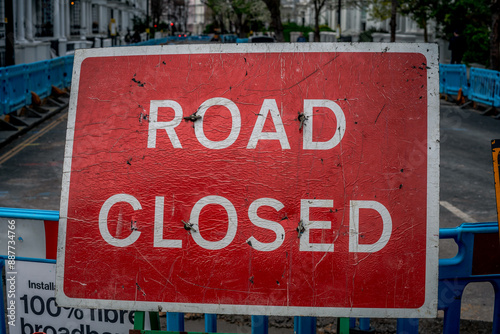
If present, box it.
[434,0,491,65]
[399,0,438,42]
[311,0,330,42]
[370,0,495,66]
[262,0,284,42]
[203,0,269,37]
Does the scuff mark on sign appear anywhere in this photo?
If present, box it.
[135,283,146,296]
[375,104,386,124]
[131,74,145,87]
[296,220,305,238]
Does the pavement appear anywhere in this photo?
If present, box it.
[1,97,499,333]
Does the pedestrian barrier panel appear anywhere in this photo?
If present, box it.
[0,67,4,116]
[26,60,51,99]
[469,67,500,107]
[221,34,237,43]
[63,55,75,88]
[48,57,66,90]
[189,35,211,42]
[1,64,30,115]
[438,221,500,334]
[495,75,500,108]
[439,64,468,96]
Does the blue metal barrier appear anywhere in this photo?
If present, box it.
[0,67,4,116]
[1,64,30,115]
[469,68,500,107]
[439,64,468,96]
[49,57,66,89]
[63,55,75,88]
[26,60,50,99]
[438,222,500,333]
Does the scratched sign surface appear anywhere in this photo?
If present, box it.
[57,44,439,318]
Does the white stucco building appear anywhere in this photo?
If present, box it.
[0,0,147,66]
[281,0,433,42]
[187,0,206,35]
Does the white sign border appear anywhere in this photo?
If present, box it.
[57,43,439,318]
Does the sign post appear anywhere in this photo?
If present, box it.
[57,44,439,318]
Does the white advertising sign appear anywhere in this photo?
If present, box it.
[6,261,148,334]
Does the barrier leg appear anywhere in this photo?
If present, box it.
[442,298,462,334]
[349,318,356,328]
[149,312,160,330]
[251,315,268,334]
[396,318,418,334]
[134,311,145,330]
[336,318,349,334]
[167,312,184,331]
[359,318,370,331]
[491,280,500,333]
[294,316,316,334]
[205,313,217,332]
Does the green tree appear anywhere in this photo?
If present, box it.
[400,0,438,42]
[311,0,330,42]
[490,0,500,69]
[230,0,269,37]
[203,0,232,33]
[203,0,269,37]
[369,0,398,41]
[434,0,491,65]
[262,0,284,42]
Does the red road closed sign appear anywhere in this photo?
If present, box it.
[57,44,439,318]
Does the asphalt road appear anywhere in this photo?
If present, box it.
[0,100,499,326]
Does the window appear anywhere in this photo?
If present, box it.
[70,0,81,36]
[35,0,53,37]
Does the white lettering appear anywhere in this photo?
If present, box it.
[247,198,285,251]
[299,199,334,252]
[99,194,141,247]
[154,196,182,248]
[194,98,241,149]
[247,99,290,149]
[349,200,392,253]
[303,99,346,150]
[190,195,238,250]
[148,100,183,148]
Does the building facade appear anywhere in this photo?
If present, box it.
[0,0,147,66]
[281,0,432,42]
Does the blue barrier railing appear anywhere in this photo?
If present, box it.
[469,68,500,107]
[440,63,500,108]
[0,55,74,115]
[26,60,50,100]
[439,64,468,96]
[1,206,499,333]
[1,64,29,115]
